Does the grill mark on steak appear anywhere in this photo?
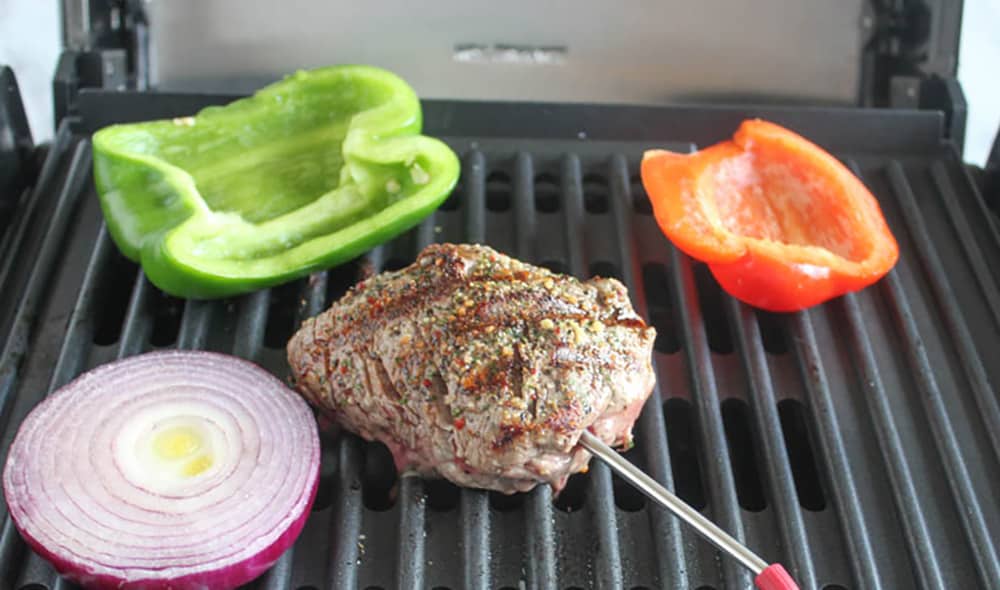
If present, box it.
[356,350,377,410]
[493,423,525,450]
[374,354,401,402]
[512,342,528,419]
[328,274,467,342]
[448,312,648,335]
[428,374,453,430]
[318,320,331,408]
[326,248,583,342]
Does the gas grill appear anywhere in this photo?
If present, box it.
[2,2,999,589]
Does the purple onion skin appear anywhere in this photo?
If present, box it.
[13,458,318,590]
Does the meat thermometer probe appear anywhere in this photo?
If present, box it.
[579,431,800,590]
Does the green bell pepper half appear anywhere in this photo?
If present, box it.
[93,65,460,299]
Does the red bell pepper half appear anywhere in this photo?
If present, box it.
[640,119,899,312]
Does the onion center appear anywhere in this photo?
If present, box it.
[152,423,213,476]
[116,404,233,494]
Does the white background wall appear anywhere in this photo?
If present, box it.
[957,0,999,166]
[0,1,997,165]
[0,0,59,143]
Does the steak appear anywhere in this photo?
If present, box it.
[287,244,656,493]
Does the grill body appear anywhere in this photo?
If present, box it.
[1,97,999,590]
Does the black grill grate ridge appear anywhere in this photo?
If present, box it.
[607,153,688,590]
[928,163,1000,327]
[561,152,625,590]
[0,140,90,431]
[459,150,493,590]
[868,156,1000,587]
[839,292,943,589]
[882,268,1000,585]
[790,308,882,589]
[516,151,559,590]
[725,298,817,589]
[670,249,753,590]
[885,163,1000,461]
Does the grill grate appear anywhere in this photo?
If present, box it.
[1,99,999,590]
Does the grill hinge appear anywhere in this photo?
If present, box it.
[55,0,149,126]
[864,1,966,150]
[53,49,128,126]
[867,0,961,79]
[888,74,967,153]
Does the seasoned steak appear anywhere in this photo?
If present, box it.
[287,244,656,493]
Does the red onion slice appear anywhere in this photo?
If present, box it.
[3,350,320,590]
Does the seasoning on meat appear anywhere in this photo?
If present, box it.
[287,243,657,493]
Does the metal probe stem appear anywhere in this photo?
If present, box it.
[579,430,769,575]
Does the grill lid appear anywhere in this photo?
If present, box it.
[61,0,966,111]
[1,96,999,590]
